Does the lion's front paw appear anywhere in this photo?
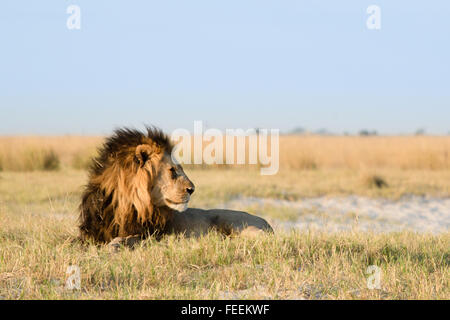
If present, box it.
[108,237,125,252]
[108,235,142,251]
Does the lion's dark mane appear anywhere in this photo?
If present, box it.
[78,127,174,243]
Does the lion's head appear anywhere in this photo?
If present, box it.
[79,127,194,242]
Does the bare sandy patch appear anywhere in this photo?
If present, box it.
[223,196,450,234]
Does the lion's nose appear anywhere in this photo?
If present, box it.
[186,187,195,195]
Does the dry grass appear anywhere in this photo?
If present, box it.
[0,135,449,300]
[0,136,102,171]
[0,169,449,300]
[0,135,449,171]
[188,168,450,202]
[0,147,61,172]
[0,210,448,300]
[280,136,450,171]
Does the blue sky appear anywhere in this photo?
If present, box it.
[0,0,449,135]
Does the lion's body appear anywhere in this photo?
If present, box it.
[78,127,273,245]
[168,208,273,237]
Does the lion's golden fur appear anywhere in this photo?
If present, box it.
[79,127,174,242]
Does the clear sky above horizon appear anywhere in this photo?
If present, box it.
[1,1,449,135]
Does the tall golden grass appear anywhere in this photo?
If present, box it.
[0,135,449,171]
[282,136,450,170]
[0,136,102,171]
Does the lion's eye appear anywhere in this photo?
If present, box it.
[170,167,178,179]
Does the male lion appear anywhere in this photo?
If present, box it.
[79,127,273,246]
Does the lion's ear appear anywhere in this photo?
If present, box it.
[134,144,153,168]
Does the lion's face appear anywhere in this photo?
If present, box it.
[149,153,195,212]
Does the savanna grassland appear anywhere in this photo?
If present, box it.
[0,135,449,299]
